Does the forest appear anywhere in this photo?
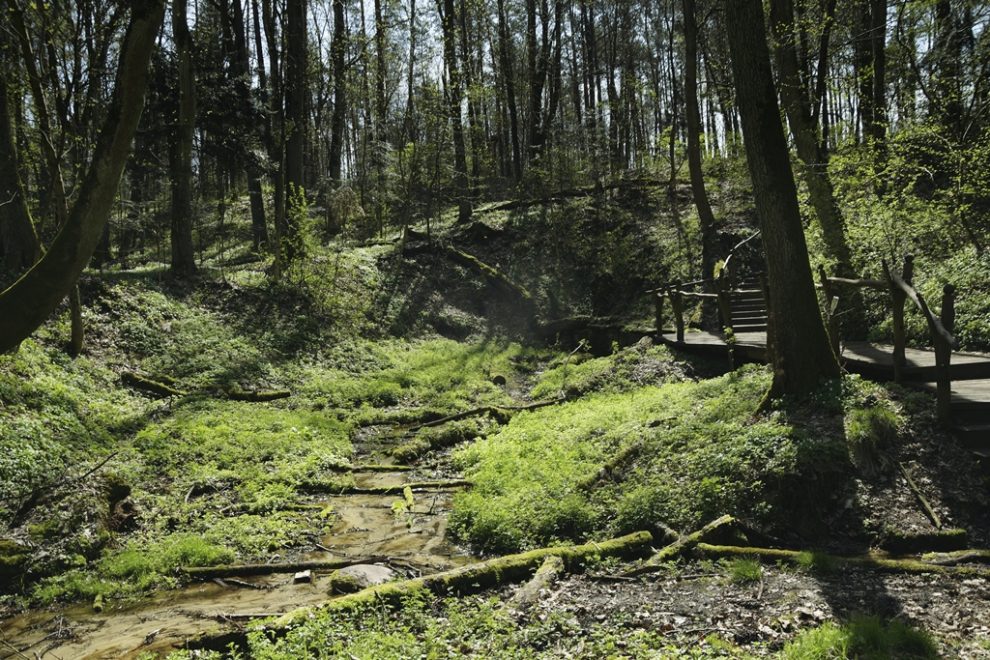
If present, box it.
[1,0,989,657]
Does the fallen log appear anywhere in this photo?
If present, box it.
[182,557,390,580]
[226,387,291,402]
[121,371,187,397]
[508,555,564,612]
[622,515,736,577]
[695,543,990,578]
[921,549,990,566]
[174,531,653,655]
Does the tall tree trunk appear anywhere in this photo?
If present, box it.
[682,0,718,285]
[170,0,197,278]
[769,0,866,338]
[497,0,522,181]
[0,0,166,354]
[284,0,308,259]
[0,62,41,278]
[723,0,840,397]
[328,0,348,223]
[439,0,472,222]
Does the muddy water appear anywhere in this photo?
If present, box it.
[0,465,474,659]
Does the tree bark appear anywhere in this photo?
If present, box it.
[439,0,472,222]
[0,59,41,278]
[768,0,866,338]
[0,0,166,354]
[682,0,718,285]
[284,0,308,258]
[170,0,198,278]
[723,0,840,397]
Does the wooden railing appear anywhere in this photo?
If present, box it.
[818,254,958,423]
[650,230,764,343]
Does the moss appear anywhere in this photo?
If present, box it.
[783,616,938,659]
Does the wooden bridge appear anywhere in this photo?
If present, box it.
[650,238,990,460]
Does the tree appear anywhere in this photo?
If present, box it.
[768,0,866,337]
[682,0,718,284]
[0,0,166,354]
[438,0,472,222]
[170,0,198,278]
[723,0,840,396]
[284,0,309,257]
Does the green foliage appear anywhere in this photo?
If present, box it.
[452,365,830,553]
[530,341,686,399]
[230,594,757,659]
[782,616,938,659]
[297,338,526,416]
[844,406,901,478]
[0,339,147,523]
[726,557,763,584]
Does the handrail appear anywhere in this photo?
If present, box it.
[824,276,886,290]
[888,271,957,349]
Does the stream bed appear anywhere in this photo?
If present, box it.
[1,448,475,659]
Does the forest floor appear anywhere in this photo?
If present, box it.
[2,199,990,659]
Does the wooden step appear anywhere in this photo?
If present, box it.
[731,304,766,314]
[731,313,767,322]
[952,423,990,458]
[732,323,768,332]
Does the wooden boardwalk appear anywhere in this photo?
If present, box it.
[658,329,990,458]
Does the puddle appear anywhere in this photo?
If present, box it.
[0,470,473,658]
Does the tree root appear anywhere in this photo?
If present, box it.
[121,371,292,402]
[695,543,990,578]
[407,398,565,433]
[169,531,653,656]
[622,515,737,577]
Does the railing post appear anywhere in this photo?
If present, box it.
[935,283,956,426]
[818,265,840,357]
[671,283,685,343]
[758,272,773,365]
[887,254,913,382]
[654,292,665,339]
[715,274,733,339]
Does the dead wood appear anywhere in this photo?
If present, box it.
[171,531,653,656]
[622,514,737,577]
[508,555,564,611]
[225,387,291,402]
[121,371,187,397]
[695,543,990,578]
[298,479,473,495]
[921,549,990,566]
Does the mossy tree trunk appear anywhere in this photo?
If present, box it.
[723,0,840,397]
[0,58,41,278]
[0,0,166,354]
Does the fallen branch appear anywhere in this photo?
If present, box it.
[121,371,187,397]
[508,555,564,612]
[921,549,990,566]
[695,543,990,578]
[622,515,736,577]
[175,531,653,654]
[182,557,390,580]
[226,387,291,402]
[898,462,942,530]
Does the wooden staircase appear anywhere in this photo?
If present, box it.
[727,279,768,334]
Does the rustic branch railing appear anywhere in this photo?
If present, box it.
[818,253,958,424]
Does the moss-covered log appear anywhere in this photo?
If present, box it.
[226,387,292,402]
[121,371,187,397]
[176,531,652,654]
[622,514,736,577]
[921,549,990,566]
[880,527,967,554]
[696,543,990,578]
